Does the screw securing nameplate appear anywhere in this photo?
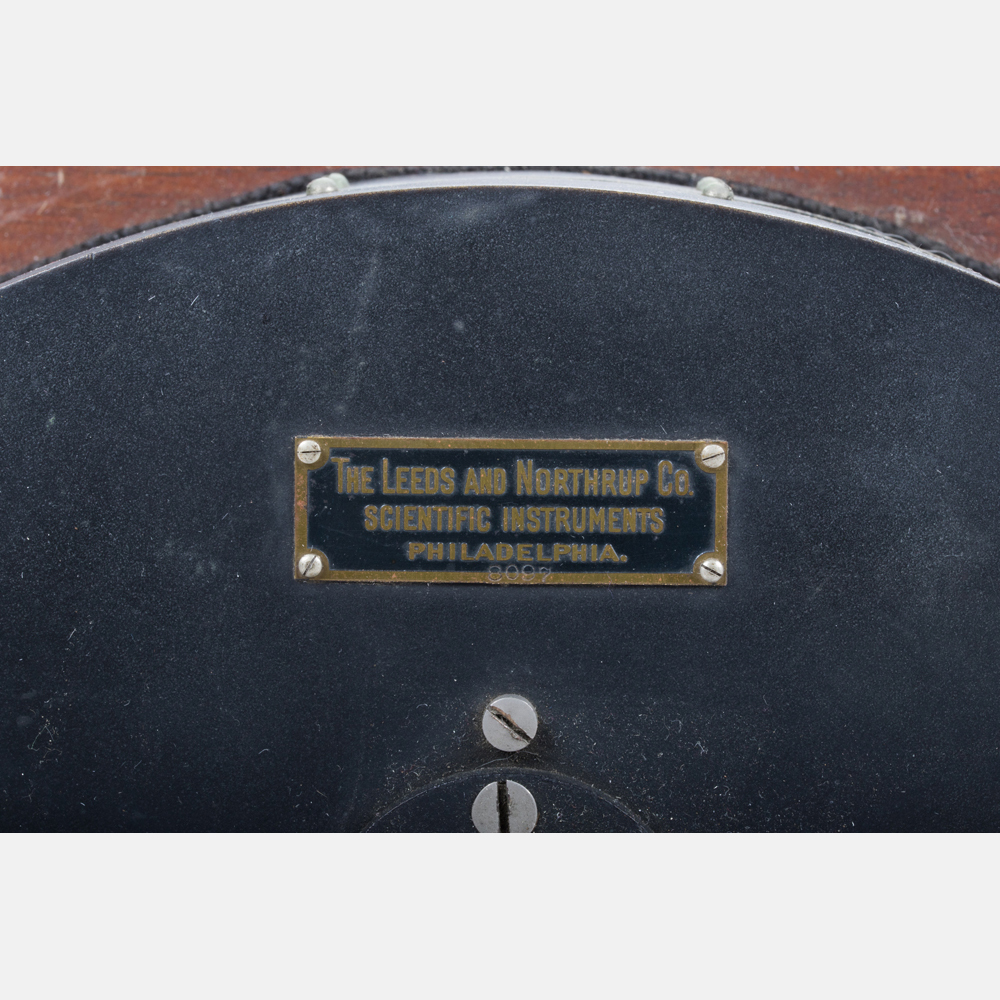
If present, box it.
[297,552,324,578]
[293,436,728,585]
[296,439,322,464]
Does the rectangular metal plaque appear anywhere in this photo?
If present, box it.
[294,437,728,585]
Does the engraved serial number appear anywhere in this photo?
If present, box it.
[487,564,553,584]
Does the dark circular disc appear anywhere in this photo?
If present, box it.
[2,172,999,831]
[366,768,647,832]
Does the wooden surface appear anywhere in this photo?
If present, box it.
[2,166,999,279]
[0,167,330,278]
[682,166,1000,270]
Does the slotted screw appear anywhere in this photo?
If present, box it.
[482,695,538,752]
[696,176,734,200]
[298,553,323,578]
[701,443,726,468]
[297,439,322,464]
[305,173,350,195]
[471,779,538,833]
[699,557,725,583]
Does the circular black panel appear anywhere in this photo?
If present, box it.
[2,173,998,831]
[367,769,646,833]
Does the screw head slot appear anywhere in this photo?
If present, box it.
[701,443,726,468]
[699,557,725,583]
[297,439,322,464]
[482,695,538,752]
[471,779,538,833]
[297,553,323,578]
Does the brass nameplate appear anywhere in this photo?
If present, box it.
[294,437,728,585]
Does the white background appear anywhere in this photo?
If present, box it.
[2,1,999,165]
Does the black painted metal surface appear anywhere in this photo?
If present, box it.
[367,769,647,832]
[2,173,999,831]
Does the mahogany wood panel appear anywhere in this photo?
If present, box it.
[2,166,999,280]
[0,167,330,278]
[684,166,1000,270]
